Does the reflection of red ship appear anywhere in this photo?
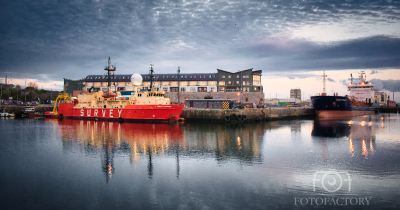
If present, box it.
[53,119,184,147]
[50,118,185,181]
[45,58,184,123]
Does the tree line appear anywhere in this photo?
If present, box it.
[1,82,61,103]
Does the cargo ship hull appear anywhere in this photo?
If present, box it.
[46,103,185,123]
[311,95,377,120]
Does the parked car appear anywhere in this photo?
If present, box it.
[31,101,40,106]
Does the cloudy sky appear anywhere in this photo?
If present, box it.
[1,0,400,100]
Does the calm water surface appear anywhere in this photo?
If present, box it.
[1,114,400,209]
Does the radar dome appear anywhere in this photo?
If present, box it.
[131,74,143,86]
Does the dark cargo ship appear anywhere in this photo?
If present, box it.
[311,71,378,119]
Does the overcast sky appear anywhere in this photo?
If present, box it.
[1,0,400,99]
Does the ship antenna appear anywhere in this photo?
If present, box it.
[351,73,353,84]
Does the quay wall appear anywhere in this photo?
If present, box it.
[1,105,53,114]
[181,107,315,122]
[1,105,315,122]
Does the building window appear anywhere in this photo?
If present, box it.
[243,75,249,78]
[236,75,239,78]
[218,87,225,92]
[210,87,216,92]
[208,81,216,86]
[245,97,249,102]
[190,87,196,92]
[163,87,168,92]
[221,75,225,78]
[180,87,186,92]
[198,81,206,86]
[253,75,261,81]
[183,96,190,102]
[218,81,225,86]
[243,81,249,85]
[228,81,232,85]
[189,81,197,86]
[236,81,239,84]
[228,75,231,78]
[180,81,188,86]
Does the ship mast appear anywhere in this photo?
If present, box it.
[149,64,154,91]
[322,70,327,96]
[104,57,116,93]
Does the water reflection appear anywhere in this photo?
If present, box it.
[50,119,268,182]
[312,115,377,160]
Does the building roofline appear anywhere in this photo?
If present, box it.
[217,68,254,74]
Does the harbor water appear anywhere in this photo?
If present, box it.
[1,114,400,209]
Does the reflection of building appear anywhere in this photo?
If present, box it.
[290,88,301,100]
[54,119,266,182]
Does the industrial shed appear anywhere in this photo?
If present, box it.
[185,99,237,109]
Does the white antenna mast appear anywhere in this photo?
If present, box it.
[322,70,327,95]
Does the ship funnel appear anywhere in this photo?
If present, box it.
[131,74,143,86]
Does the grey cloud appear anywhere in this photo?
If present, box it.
[327,78,335,82]
[239,35,400,72]
[370,79,400,92]
[1,0,400,81]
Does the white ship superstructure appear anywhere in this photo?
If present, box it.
[348,71,375,103]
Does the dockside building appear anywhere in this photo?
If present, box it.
[65,68,264,104]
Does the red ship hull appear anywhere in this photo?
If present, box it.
[315,110,375,120]
[47,103,185,123]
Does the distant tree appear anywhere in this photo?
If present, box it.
[27,82,39,90]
